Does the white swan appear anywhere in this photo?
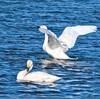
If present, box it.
[38,25,97,59]
[17,60,60,83]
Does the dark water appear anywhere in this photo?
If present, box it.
[0,0,100,98]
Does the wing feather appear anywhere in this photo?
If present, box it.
[39,28,63,50]
[59,26,97,50]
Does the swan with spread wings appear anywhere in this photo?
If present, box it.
[38,25,97,60]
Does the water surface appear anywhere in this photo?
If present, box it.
[0,0,100,98]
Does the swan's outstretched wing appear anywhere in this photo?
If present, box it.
[59,26,97,51]
[39,28,63,50]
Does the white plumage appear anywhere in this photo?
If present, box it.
[38,25,97,59]
[17,60,60,83]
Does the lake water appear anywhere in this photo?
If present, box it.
[0,0,100,98]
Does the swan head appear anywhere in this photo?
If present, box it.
[27,60,33,72]
[38,25,48,29]
[17,60,33,80]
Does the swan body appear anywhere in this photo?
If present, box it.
[17,60,60,83]
[38,25,97,59]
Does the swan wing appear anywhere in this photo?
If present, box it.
[25,71,60,83]
[59,26,97,51]
[39,28,63,50]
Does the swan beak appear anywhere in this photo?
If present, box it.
[27,67,29,72]
[37,26,40,28]
[27,62,31,71]
[27,62,31,68]
[27,67,30,72]
[26,60,33,72]
[37,25,47,29]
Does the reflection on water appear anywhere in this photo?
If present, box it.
[17,81,58,88]
[41,58,76,68]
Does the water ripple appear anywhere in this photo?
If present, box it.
[0,0,100,98]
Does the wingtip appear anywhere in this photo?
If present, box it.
[93,26,97,32]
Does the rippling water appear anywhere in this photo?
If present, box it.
[0,0,100,98]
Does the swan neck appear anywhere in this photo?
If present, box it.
[43,33,48,47]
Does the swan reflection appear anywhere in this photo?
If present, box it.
[41,58,76,68]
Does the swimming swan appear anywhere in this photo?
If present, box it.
[38,25,97,59]
[17,60,60,83]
